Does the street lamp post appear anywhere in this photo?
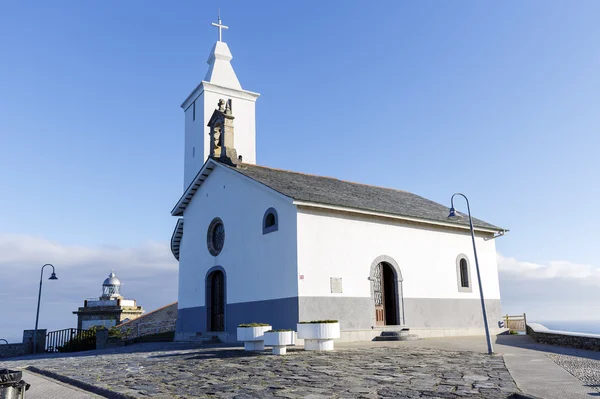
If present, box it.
[33,263,58,354]
[448,193,494,355]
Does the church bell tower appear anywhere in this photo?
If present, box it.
[180,16,260,189]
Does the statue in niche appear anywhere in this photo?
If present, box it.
[212,122,222,156]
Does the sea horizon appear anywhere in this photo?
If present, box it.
[532,320,600,335]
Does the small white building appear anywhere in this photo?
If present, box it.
[171,19,507,342]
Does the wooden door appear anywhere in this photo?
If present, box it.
[373,263,386,326]
[210,271,225,331]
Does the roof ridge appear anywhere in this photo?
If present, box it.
[239,162,411,195]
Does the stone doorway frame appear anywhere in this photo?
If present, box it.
[369,255,404,326]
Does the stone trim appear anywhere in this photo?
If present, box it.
[456,254,473,293]
[368,255,404,326]
[207,218,225,256]
[262,207,279,234]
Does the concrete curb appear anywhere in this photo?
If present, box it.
[507,394,545,399]
[25,366,136,399]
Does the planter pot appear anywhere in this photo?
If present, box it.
[297,322,340,351]
[264,331,296,355]
[236,326,272,351]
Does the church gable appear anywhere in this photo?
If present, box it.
[171,159,291,217]
[175,161,299,314]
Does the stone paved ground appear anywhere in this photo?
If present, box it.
[2,342,521,398]
[547,353,600,392]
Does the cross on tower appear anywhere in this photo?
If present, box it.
[211,14,229,42]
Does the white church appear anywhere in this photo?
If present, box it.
[171,18,507,342]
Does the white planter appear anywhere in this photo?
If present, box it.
[237,325,272,351]
[297,322,340,351]
[264,331,296,355]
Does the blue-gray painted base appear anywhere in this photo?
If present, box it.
[177,297,299,336]
[177,297,503,336]
[301,297,503,330]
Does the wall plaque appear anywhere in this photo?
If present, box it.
[330,277,343,294]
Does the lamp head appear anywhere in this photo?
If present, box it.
[49,272,58,280]
[447,207,461,219]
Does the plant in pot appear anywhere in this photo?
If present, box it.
[264,329,296,355]
[297,320,340,351]
[237,323,272,351]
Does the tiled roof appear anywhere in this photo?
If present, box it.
[223,162,503,232]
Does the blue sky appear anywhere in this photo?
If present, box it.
[1,1,599,342]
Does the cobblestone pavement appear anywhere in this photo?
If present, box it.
[547,353,600,392]
[2,343,520,398]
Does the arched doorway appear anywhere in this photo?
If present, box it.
[370,256,403,326]
[207,269,225,331]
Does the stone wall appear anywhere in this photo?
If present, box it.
[0,343,31,358]
[22,329,46,354]
[527,323,600,351]
[114,302,177,338]
[95,329,124,350]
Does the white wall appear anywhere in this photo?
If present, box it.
[183,85,258,189]
[296,208,501,300]
[178,165,298,309]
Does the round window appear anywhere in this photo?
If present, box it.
[207,218,225,256]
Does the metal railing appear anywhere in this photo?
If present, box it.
[0,339,8,344]
[45,329,96,353]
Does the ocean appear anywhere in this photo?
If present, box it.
[535,320,600,335]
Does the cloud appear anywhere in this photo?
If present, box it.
[497,253,600,285]
[0,233,177,271]
[497,253,600,322]
[0,233,178,344]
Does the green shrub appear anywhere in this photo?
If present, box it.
[298,320,338,324]
[238,323,271,327]
[265,329,293,333]
[509,330,519,335]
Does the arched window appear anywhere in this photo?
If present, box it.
[456,255,472,293]
[263,207,278,234]
[460,259,469,288]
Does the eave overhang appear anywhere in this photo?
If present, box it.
[171,159,218,216]
[171,218,184,261]
[293,200,507,235]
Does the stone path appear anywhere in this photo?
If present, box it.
[366,335,600,399]
[2,342,520,398]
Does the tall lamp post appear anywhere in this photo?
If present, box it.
[448,193,494,355]
[33,263,58,354]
